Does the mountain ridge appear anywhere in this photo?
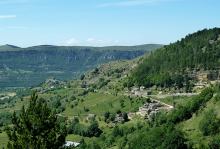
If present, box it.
[0,44,162,88]
[0,44,163,52]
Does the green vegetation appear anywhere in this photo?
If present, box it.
[0,112,12,127]
[68,118,102,137]
[130,28,220,89]
[199,109,220,136]
[6,92,67,149]
[59,86,216,149]
[63,92,145,117]
[178,85,220,147]
[2,28,220,148]
[0,132,8,148]
[128,124,187,149]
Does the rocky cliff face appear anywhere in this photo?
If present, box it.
[0,44,162,88]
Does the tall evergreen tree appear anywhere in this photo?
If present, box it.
[6,92,67,149]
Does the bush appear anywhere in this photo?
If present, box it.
[86,121,103,137]
[209,136,220,149]
[68,120,102,137]
[84,107,90,112]
[165,88,213,124]
[213,93,220,102]
[199,109,220,136]
[80,74,85,80]
[128,125,187,149]
[122,112,129,122]
[68,118,87,136]
[104,112,110,122]
[112,126,124,137]
[0,112,12,127]
[70,95,76,101]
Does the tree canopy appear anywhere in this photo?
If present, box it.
[6,92,67,149]
[130,28,220,88]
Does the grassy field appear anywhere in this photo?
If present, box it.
[0,87,146,146]
[155,95,195,106]
[64,92,130,117]
[0,132,8,148]
[179,96,220,147]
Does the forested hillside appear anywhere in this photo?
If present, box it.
[0,44,162,88]
[2,28,220,148]
[130,28,220,88]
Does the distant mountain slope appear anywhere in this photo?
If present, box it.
[0,44,162,88]
[130,28,220,88]
[0,44,162,52]
[0,44,21,51]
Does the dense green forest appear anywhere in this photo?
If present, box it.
[129,28,220,88]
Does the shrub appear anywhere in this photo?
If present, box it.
[209,136,220,149]
[199,109,220,136]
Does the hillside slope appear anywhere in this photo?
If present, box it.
[130,28,220,89]
[1,38,220,148]
[0,44,162,88]
[179,87,220,148]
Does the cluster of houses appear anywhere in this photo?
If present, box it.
[136,101,162,119]
[125,102,162,121]
[131,86,152,96]
[44,78,66,89]
[35,78,66,93]
[128,87,168,120]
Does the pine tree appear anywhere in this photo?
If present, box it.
[6,92,67,149]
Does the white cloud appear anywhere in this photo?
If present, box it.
[64,38,80,46]
[87,38,95,42]
[0,15,16,19]
[87,38,105,44]
[86,38,120,46]
[98,0,177,7]
[63,37,120,46]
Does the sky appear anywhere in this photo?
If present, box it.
[0,0,220,47]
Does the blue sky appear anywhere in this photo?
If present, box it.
[0,0,220,47]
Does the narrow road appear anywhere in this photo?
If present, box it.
[142,95,174,109]
[142,92,199,109]
[148,93,199,99]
